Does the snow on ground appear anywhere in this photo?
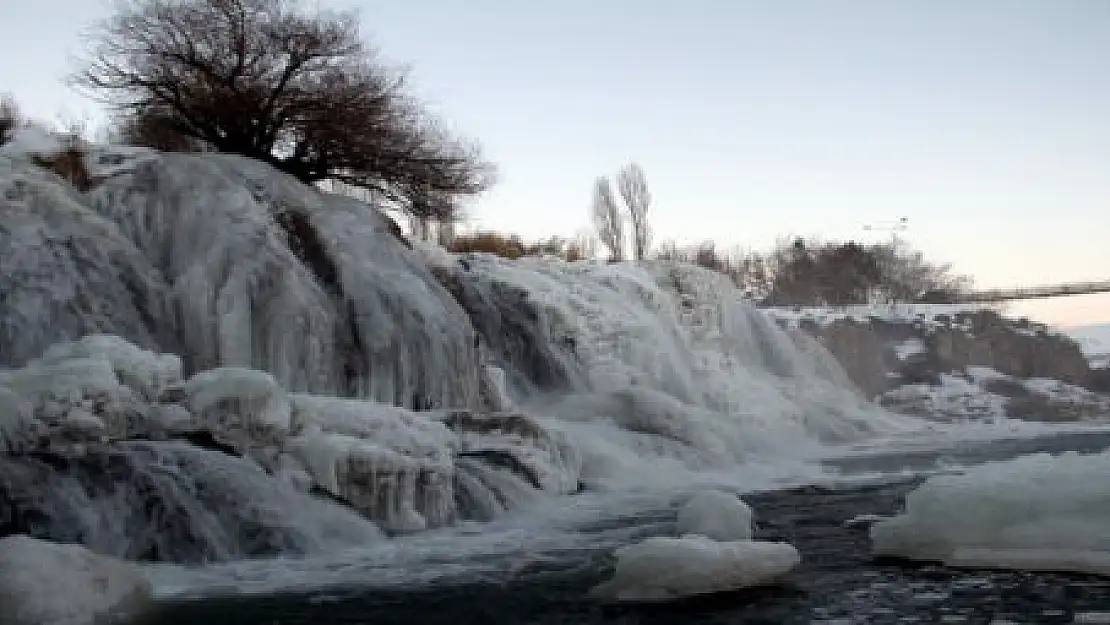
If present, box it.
[0,536,153,625]
[880,373,1010,423]
[1064,323,1110,369]
[871,450,1110,576]
[764,302,1000,331]
[878,366,1110,424]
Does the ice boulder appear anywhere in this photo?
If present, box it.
[871,450,1110,576]
[591,535,799,602]
[180,366,293,455]
[0,536,152,625]
[676,490,754,541]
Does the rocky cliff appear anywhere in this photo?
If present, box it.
[769,306,1110,423]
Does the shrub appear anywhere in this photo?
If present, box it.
[32,146,93,192]
[449,232,590,262]
[450,232,528,259]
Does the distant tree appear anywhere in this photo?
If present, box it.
[0,95,18,145]
[617,163,652,260]
[868,239,970,303]
[591,177,625,261]
[73,0,493,220]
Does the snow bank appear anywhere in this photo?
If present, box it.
[880,372,1010,423]
[676,490,753,541]
[0,536,152,625]
[871,450,1110,575]
[591,535,799,602]
[764,302,996,331]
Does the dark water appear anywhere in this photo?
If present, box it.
[144,431,1110,625]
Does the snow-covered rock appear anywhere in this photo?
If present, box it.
[769,305,1105,423]
[676,490,753,541]
[591,535,799,602]
[871,450,1110,576]
[0,536,152,625]
[880,367,1110,424]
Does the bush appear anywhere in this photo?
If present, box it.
[450,232,528,259]
[449,232,589,262]
[31,146,93,191]
[74,0,493,220]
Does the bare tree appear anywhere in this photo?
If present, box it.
[0,95,19,145]
[617,163,651,260]
[591,177,624,262]
[73,0,493,220]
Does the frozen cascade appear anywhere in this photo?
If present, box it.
[0,146,926,601]
[430,253,909,486]
[88,153,482,409]
[0,158,168,366]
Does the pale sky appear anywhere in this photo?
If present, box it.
[2,0,1108,326]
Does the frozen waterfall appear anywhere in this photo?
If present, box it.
[431,251,908,486]
[1,147,914,582]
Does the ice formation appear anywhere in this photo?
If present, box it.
[0,335,583,545]
[676,490,754,541]
[0,158,168,366]
[871,450,1110,575]
[92,153,483,408]
[0,535,152,625]
[591,535,800,602]
[2,149,482,409]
